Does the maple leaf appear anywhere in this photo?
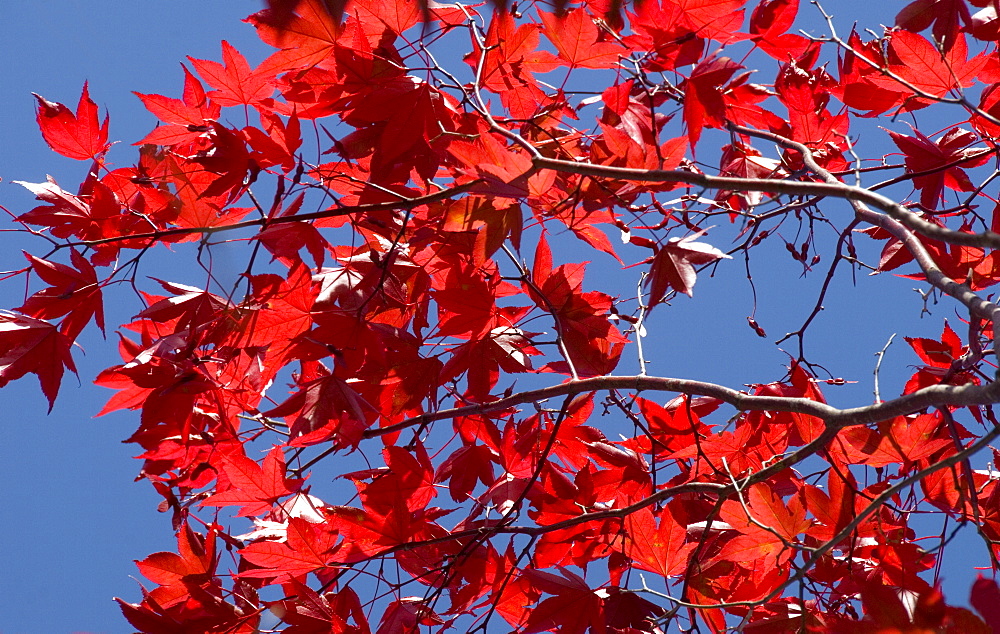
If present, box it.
[257,222,329,269]
[18,249,104,340]
[201,447,304,517]
[521,568,606,634]
[681,55,744,148]
[15,176,123,243]
[435,443,499,502]
[135,522,217,608]
[902,321,977,392]
[351,0,423,38]
[603,587,666,632]
[743,483,810,542]
[471,10,560,119]
[539,8,624,69]
[271,580,370,633]
[835,31,907,117]
[237,264,314,352]
[831,413,952,467]
[803,470,858,543]
[263,0,344,32]
[624,507,695,577]
[441,320,540,399]
[880,30,987,101]
[645,229,731,304]
[887,126,989,209]
[247,0,342,75]
[749,0,812,60]
[245,111,303,173]
[0,311,76,410]
[971,577,1000,632]
[625,2,704,72]
[376,598,444,634]
[448,132,533,198]
[264,370,376,449]
[188,41,274,108]
[775,61,849,171]
[134,65,221,146]
[675,0,748,42]
[624,396,712,456]
[33,82,110,161]
[239,516,341,583]
[357,444,437,515]
[528,236,627,376]
[896,0,971,47]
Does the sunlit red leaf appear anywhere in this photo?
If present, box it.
[33,82,110,161]
[239,517,341,583]
[188,41,274,107]
[539,8,623,69]
[0,312,76,410]
[624,507,695,577]
[18,249,103,339]
[201,447,304,517]
[646,229,732,303]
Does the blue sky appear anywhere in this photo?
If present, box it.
[0,4,272,632]
[0,1,993,633]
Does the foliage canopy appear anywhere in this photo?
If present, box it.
[10,0,1000,631]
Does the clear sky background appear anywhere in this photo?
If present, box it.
[0,1,991,633]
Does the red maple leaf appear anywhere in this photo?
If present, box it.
[201,446,304,517]
[188,41,274,107]
[645,229,731,304]
[681,55,744,148]
[247,0,343,76]
[624,507,695,577]
[0,312,76,410]
[239,516,341,583]
[674,0,748,42]
[971,577,1000,632]
[749,0,812,60]
[264,369,376,449]
[435,443,499,502]
[774,61,849,171]
[832,413,952,467]
[351,0,423,37]
[356,444,437,515]
[33,82,110,161]
[803,470,858,542]
[376,598,444,634]
[539,8,624,69]
[887,126,989,209]
[134,65,221,146]
[244,112,303,173]
[18,249,103,340]
[472,10,560,119]
[879,30,987,100]
[521,568,606,634]
[896,0,971,47]
[448,132,534,198]
[528,236,627,376]
[134,522,217,607]
[270,580,370,633]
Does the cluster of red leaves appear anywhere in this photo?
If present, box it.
[12,0,1000,632]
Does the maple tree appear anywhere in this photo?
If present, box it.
[16,0,1000,631]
